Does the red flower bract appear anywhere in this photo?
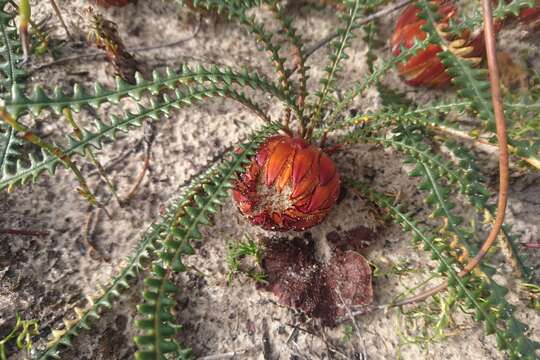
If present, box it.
[391,0,485,87]
[233,135,340,231]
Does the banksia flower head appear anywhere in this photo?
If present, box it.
[391,0,486,87]
[233,135,341,231]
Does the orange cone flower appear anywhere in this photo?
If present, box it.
[233,135,341,231]
[391,0,488,87]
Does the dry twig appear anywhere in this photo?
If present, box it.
[122,122,156,202]
[0,228,49,237]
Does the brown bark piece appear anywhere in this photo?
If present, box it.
[260,237,373,326]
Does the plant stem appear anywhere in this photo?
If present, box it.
[0,228,49,236]
[64,108,121,205]
[0,107,110,217]
[430,123,540,170]
[392,0,510,307]
[48,0,72,40]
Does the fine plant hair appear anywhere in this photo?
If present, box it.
[0,0,539,359]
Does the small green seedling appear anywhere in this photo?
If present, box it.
[226,237,266,286]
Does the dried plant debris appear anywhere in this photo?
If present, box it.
[84,7,140,84]
[497,51,530,94]
[326,225,376,252]
[260,235,373,326]
[183,0,215,16]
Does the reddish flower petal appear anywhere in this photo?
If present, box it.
[307,174,340,213]
[292,147,317,186]
[398,44,442,73]
[319,153,337,186]
[241,163,260,184]
[401,21,428,48]
[251,212,269,226]
[317,175,341,211]
[394,4,420,35]
[232,189,245,203]
[291,172,318,200]
[521,6,540,20]
[276,152,294,192]
[291,137,309,149]
[290,216,320,231]
[266,140,293,186]
[239,202,253,213]
[426,71,452,88]
[403,57,447,87]
[292,195,312,213]
[257,136,281,167]
[271,212,284,227]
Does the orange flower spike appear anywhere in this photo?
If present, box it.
[391,0,488,88]
[233,135,341,231]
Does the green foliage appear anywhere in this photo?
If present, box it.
[351,181,540,360]
[519,283,540,311]
[341,324,354,343]
[190,0,261,11]
[326,37,430,126]
[265,0,308,125]
[343,120,533,281]
[416,0,495,128]
[395,294,456,348]
[194,0,291,93]
[445,141,534,281]
[34,199,180,359]
[503,93,540,159]
[226,236,265,285]
[0,0,25,92]
[0,65,290,191]
[5,65,293,118]
[134,122,281,360]
[0,0,539,359]
[326,92,540,171]
[0,314,39,360]
[312,0,364,126]
[0,0,25,188]
[414,0,540,160]
[448,0,537,37]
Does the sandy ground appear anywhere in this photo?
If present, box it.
[0,0,539,359]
